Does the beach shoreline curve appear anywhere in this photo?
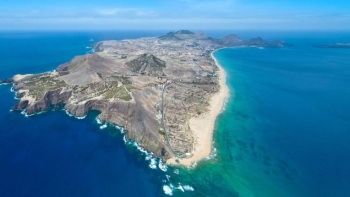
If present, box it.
[167,49,230,167]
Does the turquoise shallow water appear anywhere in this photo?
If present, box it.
[208,40,350,196]
[0,31,350,197]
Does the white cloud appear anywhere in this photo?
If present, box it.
[0,7,159,20]
[96,8,135,16]
[95,8,158,18]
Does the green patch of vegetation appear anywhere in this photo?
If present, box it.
[24,76,66,100]
[159,130,166,136]
[103,85,132,101]
[124,84,135,91]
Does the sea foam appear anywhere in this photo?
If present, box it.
[115,125,125,134]
[76,115,86,120]
[149,158,157,169]
[163,185,173,196]
[99,124,107,129]
[63,109,86,119]
[204,147,217,160]
[122,136,169,172]
[158,160,168,172]
[162,183,194,196]
[95,117,103,124]
[183,185,195,191]
[64,109,74,117]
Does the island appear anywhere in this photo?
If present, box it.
[313,43,350,48]
[5,30,290,166]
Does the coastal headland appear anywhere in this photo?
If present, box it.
[5,30,290,166]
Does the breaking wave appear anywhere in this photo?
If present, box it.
[163,185,173,196]
[99,124,107,129]
[162,183,194,196]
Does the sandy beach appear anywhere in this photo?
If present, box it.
[167,50,229,166]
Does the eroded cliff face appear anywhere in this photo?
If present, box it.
[13,88,72,114]
[12,79,172,159]
[64,95,172,159]
[8,30,291,161]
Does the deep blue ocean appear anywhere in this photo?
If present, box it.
[0,31,173,197]
[0,31,350,197]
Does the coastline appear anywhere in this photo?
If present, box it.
[167,49,229,166]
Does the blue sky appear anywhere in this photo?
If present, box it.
[1,0,349,30]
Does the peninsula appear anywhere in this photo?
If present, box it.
[7,30,290,166]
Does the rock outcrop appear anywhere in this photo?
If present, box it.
[126,54,166,76]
